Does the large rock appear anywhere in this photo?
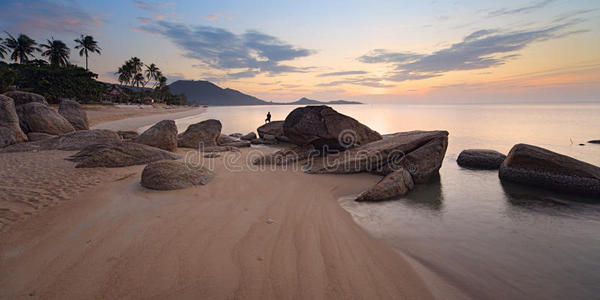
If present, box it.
[3,91,47,106]
[307,130,448,183]
[240,132,257,141]
[0,129,121,153]
[356,168,414,201]
[141,160,215,190]
[457,149,506,170]
[217,134,251,148]
[177,119,221,148]
[58,99,89,130]
[17,102,75,135]
[27,132,55,142]
[257,121,290,142]
[283,105,382,150]
[68,142,180,168]
[135,120,178,151]
[0,95,27,148]
[499,144,600,197]
[117,130,139,141]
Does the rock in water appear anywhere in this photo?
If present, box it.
[589,140,600,144]
[307,130,448,183]
[177,119,222,148]
[3,91,47,106]
[240,132,257,141]
[217,134,237,145]
[283,105,381,150]
[135,120,178,151]
[457,149,506,170]
[141,160,215,190]
[229,133,243,138]
[17,102,75,135]
[499,143,600,198]
[58,99,89,130]
[0,95,27,148]
[0,129,121,152]
[356,168,414,201]
[68,142,180,168]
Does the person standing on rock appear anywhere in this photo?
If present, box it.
[265,112,271,123]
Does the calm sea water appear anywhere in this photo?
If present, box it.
[171,103,600,299]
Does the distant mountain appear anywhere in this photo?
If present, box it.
[287,97,362,105]
[168,80,362,106]
[169,80,267,106]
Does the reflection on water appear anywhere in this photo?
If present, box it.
[175,103,600,299]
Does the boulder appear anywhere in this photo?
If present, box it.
[0,95,27,148]
[240,132,257,141]
[221,140,251,148]
[307,130,448,184]
[253,145,316,166]
[499,144,600,197]
[257,121,290,142]
[117,130,139,141]
[229,133,243,138]
[17,102,75,135]
[58,99,89,130]
[356,168,414,201]
[457,149,506,170]
[27,132,55,142]
[68,142,180,168]
[250,138,278,145]
[177,119,221,148]
[3,91,47,106]
[141,160,215,190]
[217,134,237,145]
[135,120,178,151]
[283,105,382,150]
[0,129,122,153]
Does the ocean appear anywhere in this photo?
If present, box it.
[170,103,600,299]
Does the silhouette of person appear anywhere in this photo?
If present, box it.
[265,111,271,123]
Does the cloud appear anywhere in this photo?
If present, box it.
[317,70,368,77]
[205,13,220,21]
[133,0,173,12]
[0,0,104,35]
[317,78,395,88]
[488,0,556,17]
[359,21,585,82]
[138,21,314,78]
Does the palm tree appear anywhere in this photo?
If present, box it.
[144,63,160,87]
[116,64,132,86]
[4,32,40,63]
[40,38,70,66]
[128,57,143,74]
[0,37,7,59]
[74,35,101,70]
[132,72,145,88]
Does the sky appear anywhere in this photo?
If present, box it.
[0,0,599,103]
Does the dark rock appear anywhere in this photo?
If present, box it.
[117,130,139,141]
[589,140,600,144]
[253,145,316,166]
[283,105,381,150]
[27,132,55,142]
[250,138,279,145]
[229,133,243,138]
[457,149,506,170]
[135,120,178,151]
[68,142,180,168]
[201,145,240,153]
[1,129,122,153]
[499,143,600,198]
[17,102,75,135]
[0,95,27,148]
[3,91,47,106]
[58,99,89,130]
[141,160,215,190]
[221,140,251,148]
[217,134,238,145]
[356,168,414,201]
[204,153,220,158]
[177,119,221,148]
[307,130,448,184]
[257,121,290,143]
[240,132,257,141]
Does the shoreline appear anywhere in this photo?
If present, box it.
[88,105,206,132]
[0,147,433,299]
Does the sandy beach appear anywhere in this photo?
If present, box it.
[0,108,433,299]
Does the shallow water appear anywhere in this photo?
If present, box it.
[173,103,600,299]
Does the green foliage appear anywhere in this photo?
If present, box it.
[0,63,17,92]
[5,63,105,103]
